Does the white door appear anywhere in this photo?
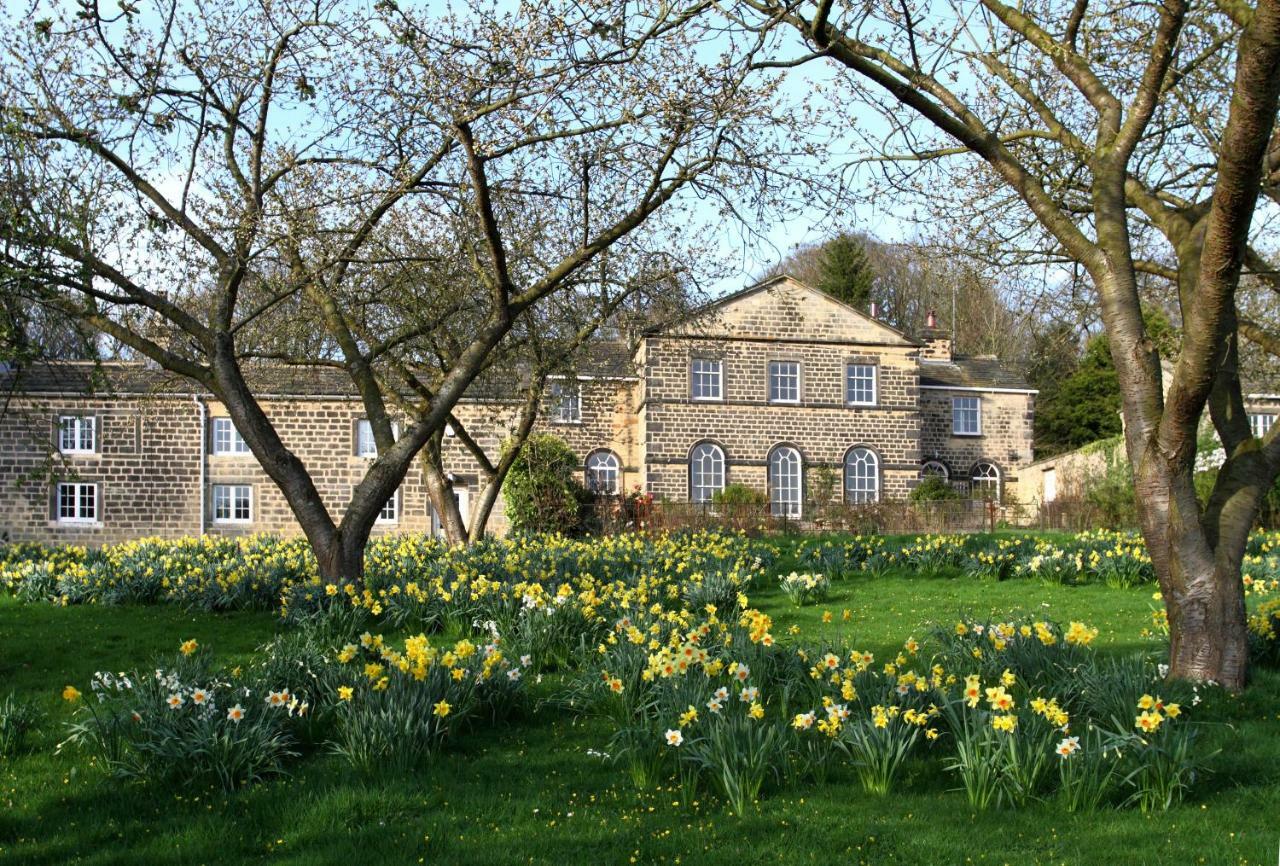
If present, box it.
[430,488,470,538]
[1043,468,1057,504]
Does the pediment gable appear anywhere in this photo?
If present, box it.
[656,276,917,345]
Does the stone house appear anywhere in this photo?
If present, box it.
[0,276,1035,544]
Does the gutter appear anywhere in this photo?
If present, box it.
[193,395,206,536]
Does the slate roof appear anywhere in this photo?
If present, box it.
[0,347,641,400]
[917,356,1033,391]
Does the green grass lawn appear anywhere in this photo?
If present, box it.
[2,562,1279,865]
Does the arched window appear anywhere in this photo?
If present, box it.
[844,447,880,503]
[971,461,1001,501]
[585,450,621,495]
[768,446,803,518]
[689,442,726,503]
[921,460,949,480]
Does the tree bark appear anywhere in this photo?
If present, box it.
[422,438,468,544]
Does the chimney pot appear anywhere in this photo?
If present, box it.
[869,302,880,319]
[926,309,938,328]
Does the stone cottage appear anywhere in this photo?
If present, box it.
[0,276,1036,544]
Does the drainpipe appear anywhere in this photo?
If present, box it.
[193,395,206,536]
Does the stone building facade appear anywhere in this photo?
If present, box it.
[0,276,1036,544]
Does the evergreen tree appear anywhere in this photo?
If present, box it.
[1033,334,1122,457]
[814,232,874,309]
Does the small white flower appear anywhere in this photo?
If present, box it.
[664,729,684,747]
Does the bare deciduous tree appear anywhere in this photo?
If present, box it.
[738,0,1280,687]
[0,0,795,581]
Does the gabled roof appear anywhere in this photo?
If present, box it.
[647,274,920,345]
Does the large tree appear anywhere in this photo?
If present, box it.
[0,0,793,581]
[740,0,1280,687]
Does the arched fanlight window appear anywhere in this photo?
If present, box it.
[768,445,803,518]
[585,450,621,495]
[689,442,726,503]
[844,447,880,503]
[921,460,949,480]
[971,461,1001,501]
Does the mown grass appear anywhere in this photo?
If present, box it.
[2,545,1279,865]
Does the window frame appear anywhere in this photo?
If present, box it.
[1249,412,1276,439]
[55,481,99,524]
[767,361,801,405]
[58,415,96,454]
[951,396,982,436]
[970,462,1001,501]
[688,442,726,503]
[920,460,949,480]
[843,446,881,504]
[211,417,251,456]
[376,489,400,524]
[212,483,253,524]
[845,364,878,407]
[355,418,400,457]
[689,358,724,402]
[585,449,622,495]
[767,445,803,518]
[549,380,583,425]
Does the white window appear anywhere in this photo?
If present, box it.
[690,358,723,401]
[844,447,879,503]
[768,446,803,518]
[58,416,96,454]
[768,361,800,404]
[56,482,98,523]
[689,442,725,503]
[952,396,981,435]
[377,491,399,524]
[550,381,582,424]
[921,460,949,479]
[971,462,1001,501]
[1250,413,1276,439]
[211,418,250,455]
[586,450,621,494]
[355,419,400,457]
[846,364,877,406]
[212,484,252,523]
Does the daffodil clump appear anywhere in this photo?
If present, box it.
[59,640,303,791]
[778,571,830,606]
[571,600,1211,816]
[328,630,532,773]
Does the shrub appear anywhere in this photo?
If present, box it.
[712,484,767,507]
[909,475,962,502]
[502,434,584,535]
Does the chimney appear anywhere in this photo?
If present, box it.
[869,301,880,319]
[919,308,952,362]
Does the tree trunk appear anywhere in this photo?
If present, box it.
[422,441,468,544]
[315,530,367,584]
[468,474,503,541]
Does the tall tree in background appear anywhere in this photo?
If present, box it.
[1034,335,1122,457]
[743,0,1280,688]
[814,232,874,308]
[0,0,794,581]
